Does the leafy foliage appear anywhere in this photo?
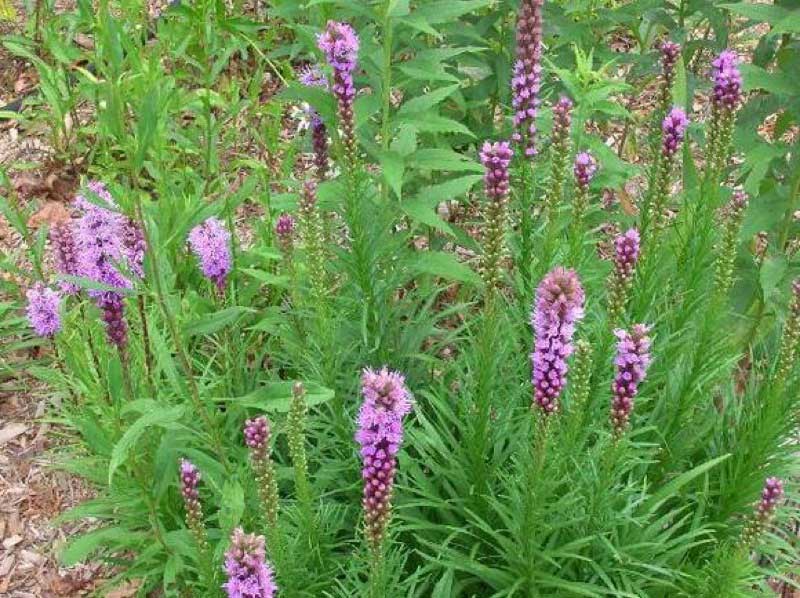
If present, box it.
[2,0,800,596]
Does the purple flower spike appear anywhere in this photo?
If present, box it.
[614,228,640,280]
[26,283,61,338]
[662,107,688,157]
[660,41,680,78]
[552,96,573,141]
[317,21,359,74]
[179,459,209,551]
[609,324,651,437]
[72,181,145,350]
[543,96,574,214]
[479,141,514,288]
[757,477,784,521]
[658,41,681,113]
[123,218,147,279]
[318,21,359,161]
[310,115,330,179]
[50,222,79,295]
[356,367,412,556]
[188,217,232,291]
[244,416,280,527]
[742,476,785,547]
[178,459,207,545]
[712,49,742,110]
[244,416,269,452]
[222,528,277,598]
[531,268,586,414]
[573,152,598,190]
[180,459,201,508]
[511,0,544,158]
[299,65,331,179]
[97,291,128,350]
[74,181,137,293]
[480,141,513,202]
[275,213,295,238]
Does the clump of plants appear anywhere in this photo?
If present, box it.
[6,1,800,597]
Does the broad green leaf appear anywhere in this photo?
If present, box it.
[182,306,254,336]
[108,405,186,484]
[215,382,335,412]
[401,198,456,236]
[399,112,475,137]
[718,3,790,24]
[410,250,481,284]
[398,64,459,83]
[672,55,687,108]
[740,64,798,96]
[415,0,492,24]
[411,149,482,172]
[379,150,405,198]
[242,269,290,288]
[415,175,482,204]
[218,480,245,531]
[774,13,800,34]
[760,256,788,297]
[387,0,410,17]
[61,527,145,566]
[391,124,418,157]
[398,84,459,116]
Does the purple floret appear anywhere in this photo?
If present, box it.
[188,217,233,291]
[26,283,61,338]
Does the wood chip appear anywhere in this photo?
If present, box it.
[0,422,27,445]
[2,534,23,549]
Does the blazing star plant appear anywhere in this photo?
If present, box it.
[14,5,800,598]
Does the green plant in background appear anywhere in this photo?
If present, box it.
[2,0,800,596]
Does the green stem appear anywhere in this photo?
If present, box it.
[132,191,230,473]
[380,3,394,204]
[518,161,534,294]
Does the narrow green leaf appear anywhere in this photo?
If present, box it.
[643,454,730,513]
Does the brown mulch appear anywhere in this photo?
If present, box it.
[0,384,109,597]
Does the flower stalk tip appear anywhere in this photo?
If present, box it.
[223,528,277,598]
[355,367,412,560]
[511,0,544,158]
[610,324,652,438]
[531,267,586,414]
[244,416,280,529]
[479,141,514,289]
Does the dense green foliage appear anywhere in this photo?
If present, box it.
[2,0,800,596]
